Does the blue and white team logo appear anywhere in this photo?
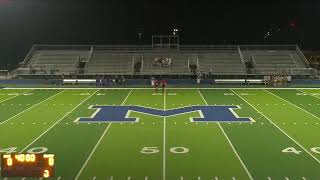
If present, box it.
[75,105,254,123]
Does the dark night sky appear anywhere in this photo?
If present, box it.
[0,0,319,66]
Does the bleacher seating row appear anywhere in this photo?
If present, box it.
[241,50,306,74]
[19,45,311,76]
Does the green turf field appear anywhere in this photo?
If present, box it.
[0,88,320,180]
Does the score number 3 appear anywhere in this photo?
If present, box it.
[43,154,54,178]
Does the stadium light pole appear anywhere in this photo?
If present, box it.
[173,28,179,36]
[138,33,142,44]
[172,28,179,49]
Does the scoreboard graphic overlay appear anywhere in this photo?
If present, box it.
[1,154,55,178]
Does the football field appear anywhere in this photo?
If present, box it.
[0,88,320,180]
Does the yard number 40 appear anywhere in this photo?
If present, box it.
[282,147,320,155]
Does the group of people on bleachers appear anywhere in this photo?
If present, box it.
[153,57,172,67]
[95,75,126,87]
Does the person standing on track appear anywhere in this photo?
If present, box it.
[161,79,167,93]
[154,79,159,93]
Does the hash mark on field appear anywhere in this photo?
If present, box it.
[232,89,320,164]
[198,90,254,180]
[20,90,99,154]
[75,90,132,180]
[0,90,66,126]
[266,90,320,121]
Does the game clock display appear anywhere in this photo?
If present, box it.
[1,154,54,178]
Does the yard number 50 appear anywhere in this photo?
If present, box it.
[140,147,189,154]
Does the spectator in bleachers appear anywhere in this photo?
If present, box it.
[153,57,172,67]
[121,75,126,86]
[208,68,214,84]
[287,75,292,86]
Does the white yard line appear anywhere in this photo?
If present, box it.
[297,89,320,100]
[265,90,320,121]
[0,90,66,126]
[74,123,112,180]
[75,89,133,180]
[0,89,34,104]
[230,89,320,164]
[197,89,254,180]
[4,87,320,90]
[19,90,100,153]
[163,116,166,180]
[163,90,166,180]
[218,123,254,180]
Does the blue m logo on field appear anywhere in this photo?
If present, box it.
[76,105,254,123]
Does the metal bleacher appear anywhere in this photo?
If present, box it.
[17,44,314,77]
[28,50,89,71]
[86,51,135,75]
[240,45,310,75]
[141,52,190,75]
[197,49,246,75]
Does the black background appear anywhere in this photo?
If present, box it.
[0,0,319,67]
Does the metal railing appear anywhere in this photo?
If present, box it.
[237,46,246,68]
[296,45,310,67]
[239,45,297,50]
[14,44,315,77]
[20,45,36,67]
